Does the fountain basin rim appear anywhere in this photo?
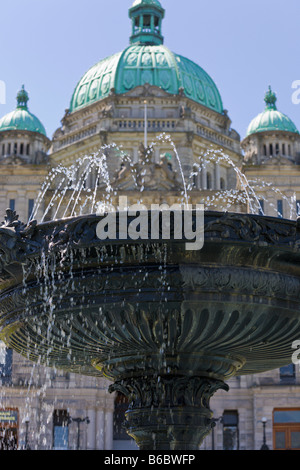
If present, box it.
[0,209,299,292]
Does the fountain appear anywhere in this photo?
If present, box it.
[0,141,300,451]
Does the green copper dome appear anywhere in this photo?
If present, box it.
[69,1,223,114]
[70,45,223,114]
[246,87,299,137]
[0,86,47,137]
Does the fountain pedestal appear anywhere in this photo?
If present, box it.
[111,374,227,450]
[96,351,243,450]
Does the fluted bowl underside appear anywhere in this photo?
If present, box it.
[0,210,300,380]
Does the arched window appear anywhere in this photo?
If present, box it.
[220,178,226,190]
[277,200,283,218]
[114,392,131,442]
[0,342,12,385]
[282,143,286,155]
[1,144,5,156]
[143,15,151,32]
[275,143,280,155]
[13,143,17,155]
[53,410,69,450]
[207,172,212,190]
[20,143,24,155]
[280,364,296,384]
[269,144,273,156]
[134,16,140,32]
[273,408,300,450]
[223,410,239,450]
[258,199,264,216]
[288,144,291,156]
[7,143,11,155]
[263,144,267,156]
[26,144,30,155]
[192,174,197,188]
[192,165,199,189]
[28,199,35,220]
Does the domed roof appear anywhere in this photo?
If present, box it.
[69,1,223,115]
[0,86,47,137]
[246,87,299,137]
[70,45,223,114]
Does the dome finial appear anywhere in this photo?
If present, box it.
[129,0,165,45]
[264,86,277,110]
[16,85,29,109]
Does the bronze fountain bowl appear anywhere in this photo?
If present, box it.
[0,209,300,449]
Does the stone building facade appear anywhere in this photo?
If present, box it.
[0,0,300,451]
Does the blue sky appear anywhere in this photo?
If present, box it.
[0,0,299,140]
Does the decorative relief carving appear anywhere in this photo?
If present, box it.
[109,375,228,450]
[180,265,300,300]
[126,52,138,66]
[110,375,228,410]
[141,52,152,67]
[0,210,299,278]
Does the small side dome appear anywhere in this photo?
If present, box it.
[246,86,299,137]
[0,85,47,137]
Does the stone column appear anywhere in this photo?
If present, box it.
[215,163,220,190]
[96,409,105,450]
[133,147,139,163]
[17,190,27,221]
[87,409,96,450]
[0,193,7,216]
[150,15,154,32]
[201,167,207,190]
[86,169,93,190]
[154,146,160,164]
[104,409,114,450]
[196,171,201,190]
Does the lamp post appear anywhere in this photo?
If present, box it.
[260,417,269,450]
[144,100,148,149]
[23,417,30,450]
[69,416,90,450]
